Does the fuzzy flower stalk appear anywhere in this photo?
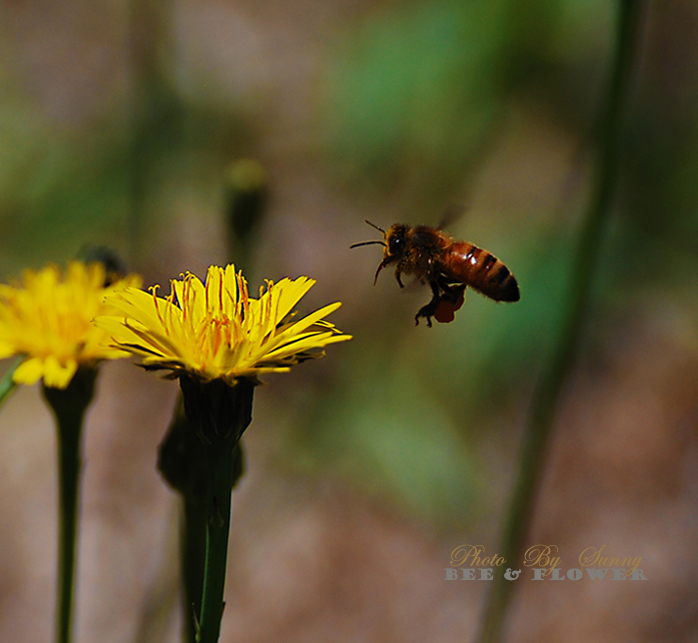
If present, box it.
[96,264,351,643]
[0,260,142,643]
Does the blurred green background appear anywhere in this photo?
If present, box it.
[1,0,698,641]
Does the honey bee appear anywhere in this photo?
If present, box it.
[351,220,520,326]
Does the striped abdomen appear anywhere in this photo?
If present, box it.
[439,242,519,302]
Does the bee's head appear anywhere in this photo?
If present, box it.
[384,224,410,260]
[350,220,411,285]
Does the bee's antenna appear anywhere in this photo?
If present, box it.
[350,220,387,249]
[350,240,386,249]
[365,220,386,236]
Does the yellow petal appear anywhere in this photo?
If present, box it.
[0,261,143,385]
[43,356,78,389]
[89,264,350,383]
[105,288,173,334]
[13,357,46,386]
[0,342,17,359]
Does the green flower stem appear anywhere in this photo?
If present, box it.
[0,357,22,408]
[55,409,82,643]
[182,496,207,642]
[158,393,246,643]
[183,442,244,643]
[127,0,179,265]
[476,2,646,642]
[42,368,98,643]
[178,376,254,643]
[157,395,207,642]
[197,449,235,643]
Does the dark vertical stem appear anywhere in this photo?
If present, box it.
[43,368,97,643]
[158,391,246,643]
[177,376,254,643]
[127,0,178,265]
[181,496,207,643]
[196,450,235,643]
[127,0,155,263]
[476,2,647,642]
[55,407,83,643]
[157,396,208,643]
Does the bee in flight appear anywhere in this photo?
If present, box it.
[351,220,520,326]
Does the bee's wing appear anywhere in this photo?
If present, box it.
[437,203,468,230]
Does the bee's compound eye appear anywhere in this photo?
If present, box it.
[389,235,405,254]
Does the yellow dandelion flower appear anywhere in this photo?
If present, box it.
[96,264,351,385]
[0,261,143,389]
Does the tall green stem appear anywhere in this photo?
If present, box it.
[55,407,82,643]
[0,357,22,407]
[127,0,178,264]
[476,2,646,642]
[178,376,255,643]
[43,368,98,643]
[196,449,235,643]
[158,393,246,643]
[181,496,207,641]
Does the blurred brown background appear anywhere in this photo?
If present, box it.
[1,0,698,641]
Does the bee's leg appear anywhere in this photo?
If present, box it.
[394,257,412,288]
[433,275,452,295]
[428,277,441,298]
[415,305,435,327]
[415,279,441,327]
[417,279,466,326]
[435,276,465,302]
[415,302,438,327]
[373,257,393,285]
[394,268,405,288]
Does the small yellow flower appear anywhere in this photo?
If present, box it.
[96,264,351,384]
[0,261,143,389]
